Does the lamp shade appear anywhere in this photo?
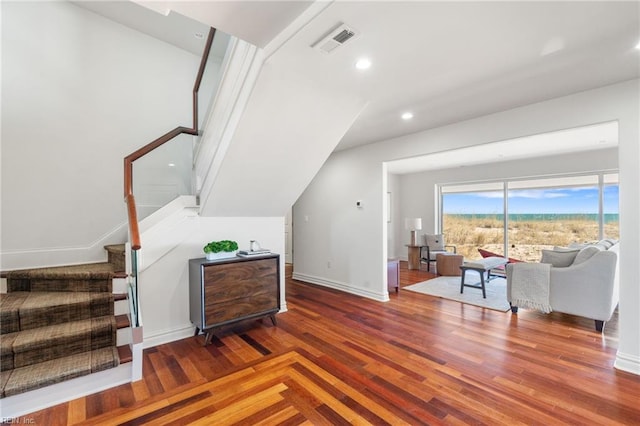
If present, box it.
[404,218,422,230]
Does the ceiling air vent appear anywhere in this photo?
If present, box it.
[312,24,358,54]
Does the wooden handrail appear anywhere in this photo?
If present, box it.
[125,194,141,250]
[124,27,216,251]
[193,28,216,130]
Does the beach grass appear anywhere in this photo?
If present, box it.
[443,214,619,262]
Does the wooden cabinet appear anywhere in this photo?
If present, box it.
[189,254,280,344]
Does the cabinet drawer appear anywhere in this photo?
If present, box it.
[204,294,278,326]
[204,279,275,303]
[203,258,277,303]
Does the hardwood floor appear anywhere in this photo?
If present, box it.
[16,262,640,425]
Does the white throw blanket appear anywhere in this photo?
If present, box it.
[510,263,552,313]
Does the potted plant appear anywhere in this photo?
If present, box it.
[203,240,239,260]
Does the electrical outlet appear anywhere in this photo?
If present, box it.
[327,261,331,268]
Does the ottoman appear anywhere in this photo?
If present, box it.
[436,253,463,276]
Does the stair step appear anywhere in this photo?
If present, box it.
[1,292,113,334]
[115,314,130,329]
[114,293,127,302]
[103,244,125,254]
[5,263,116,292]
[0,347,120,398]
[1,316,116,371]
[104,244,126,273]
[117,345,132,364]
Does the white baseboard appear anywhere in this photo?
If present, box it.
[614,350,640,375]
[292,272,389,302]
[143,324,195,349]
[0,363,132,420]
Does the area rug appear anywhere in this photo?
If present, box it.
[404,272,511,312]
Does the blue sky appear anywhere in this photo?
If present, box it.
[443,186,619,214]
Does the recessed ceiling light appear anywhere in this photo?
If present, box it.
[355,58,371,70]
[401,112,414,120]
[636,40,640,49]
[168,163,176,167]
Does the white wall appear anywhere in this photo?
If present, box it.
[139,216,286,347]
[1,1,200,269]
[387,173,401,259]
[293,143,392,301]
[394,148,619,260]
[293,79,639,374]
[200,57,367,218]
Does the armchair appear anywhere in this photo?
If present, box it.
[420,234,457,272]
[506,240,619,332]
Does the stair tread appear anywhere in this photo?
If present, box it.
[117,345,132,363]
[5,262,117,280]
[2,316,117,371]
[1,292,114,335]
[115,314,130,329]
[4,316,116,353]
[114,293,127,301]
[104,244,126,254]
[1,347,120,398]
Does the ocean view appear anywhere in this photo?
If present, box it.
[445,213,619,224]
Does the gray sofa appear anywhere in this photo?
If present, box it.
[506,239,619,332]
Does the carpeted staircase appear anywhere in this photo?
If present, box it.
[0,245,130,398]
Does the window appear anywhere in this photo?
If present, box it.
[603,173,619,239]
[442,182,505,260]
[507,175,599,261]
[440,172,618,262]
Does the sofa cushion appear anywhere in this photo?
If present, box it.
[553,246,579,252]
[568,242,590,249]
[597,239,614,249]
[541,249,579,267]
[572,245,603,265]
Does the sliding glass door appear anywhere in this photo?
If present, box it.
[442,182,505,260]
[440,172,618,262]
[507,175,599,262]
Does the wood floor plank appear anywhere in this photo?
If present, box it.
[250,403,301,426]
[67,397,86,424]
[18,261,640,425]
[190,384,287,425]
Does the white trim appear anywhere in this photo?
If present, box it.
[292,272,390,302]
[195,40,264,213]
[137,197,200,272]
[263,1,334,60]
[0,222,128,271]
[0,363,132,419]
[614,350,640,375]
[143,323,195,349]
